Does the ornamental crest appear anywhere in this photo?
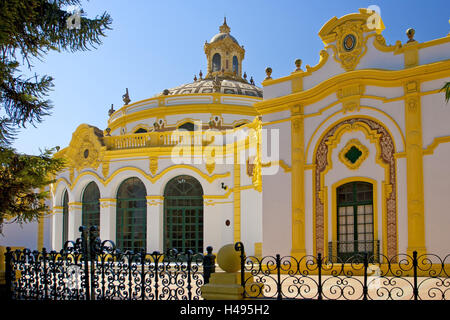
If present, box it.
[331,21,368,71]
[65,124,105,171]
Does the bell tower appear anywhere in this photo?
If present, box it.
[204,18,246,81]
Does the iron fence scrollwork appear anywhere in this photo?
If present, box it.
[235,242,450,300]
[4,225,211,300]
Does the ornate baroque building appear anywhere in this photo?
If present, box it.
[7,10,450,260]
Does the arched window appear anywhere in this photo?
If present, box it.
[212,53,221,72]
[232,56,239,74]
[116,177,147,252]
[82,182,100,232]
[134,128,147,134]
[336,181,374,261]
[164,175,203,253]
[178,122,197,132]
[62,190,69,245]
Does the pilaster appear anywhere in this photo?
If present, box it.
[290,105,306,259]
[404,80,426,256]
[68,202,82,241]
[99,198,116,242]
[146,196,164,252]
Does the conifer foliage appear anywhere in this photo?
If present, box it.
[0,0,112,230]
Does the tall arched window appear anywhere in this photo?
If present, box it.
[336,181,374,261]
[116,177,147,252]
[164,175,203,253]
[212,53,221,72]
[82,182,100,232]
[232,56,239,74]
[62,190,69,245]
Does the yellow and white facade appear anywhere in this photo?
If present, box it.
[258,9,450,260]
[18,10,449,259]
[48,19,265,256]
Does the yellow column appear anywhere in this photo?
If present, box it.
[404,79,426,256]
[291,105,306,259]
[233,149,241,243]
[37,215,44,250]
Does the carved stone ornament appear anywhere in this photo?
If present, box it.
[65,124,105,171]
[331,21,368,71]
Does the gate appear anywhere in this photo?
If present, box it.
[4,226,216,300]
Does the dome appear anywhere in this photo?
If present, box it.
[157,78,262,97]
[210,32,239,45]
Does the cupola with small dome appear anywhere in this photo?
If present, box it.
[157,18,261,97]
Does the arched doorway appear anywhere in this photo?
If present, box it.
[82,181,100,232]
[116,177,147,252]
[336,181,374,261]
[164,175,203,253]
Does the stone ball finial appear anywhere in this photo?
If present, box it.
[216,244,241,273]
[406,28,415,43]
[295,59,302,71]
[265,67,272,80]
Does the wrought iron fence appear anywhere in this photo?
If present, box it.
[4,226,216,300]
[235,242,450,300]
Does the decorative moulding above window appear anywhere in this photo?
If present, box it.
[338,138,369,170]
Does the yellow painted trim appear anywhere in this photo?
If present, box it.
[331,177,379,256]
[254,59,450,114]
[306,112,404,166]
[261,159,292,173]
[37,215,44,250]
[261,50,330,88]
[62,165,230,191]
[394,152,407,159]
[233,150,241,243]
[108,102,260,132]
[404,81,426,256]
[423,136,450,155]
[131,123,152,133]
[290,106,306,259]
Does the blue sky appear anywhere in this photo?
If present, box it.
[11,0,450,155]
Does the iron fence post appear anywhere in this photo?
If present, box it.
[276,254,282,300]
[234,242,245,299]
[153,251,160,301]
[202,246,215,284]
[128,251,133,301]
[42,248,48,300]
[4,247,13,300]
[412,251,418,300]
[363,252,368,301]
[141,250,146,300]
[79,226,90,300]
[187,250,193,300]
[89,226,100,300]
[317,253,323,300]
